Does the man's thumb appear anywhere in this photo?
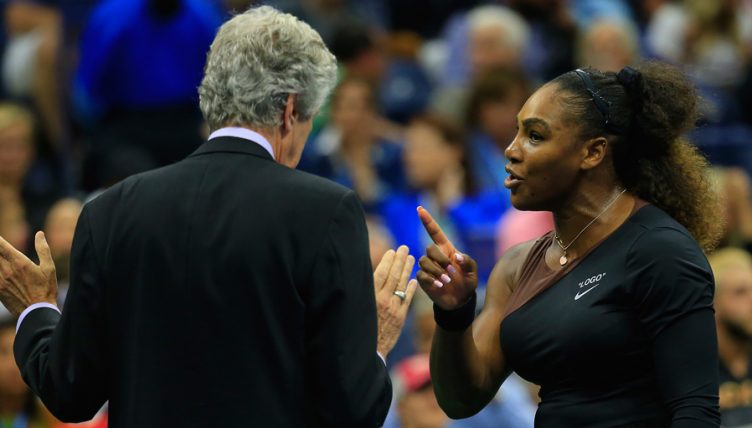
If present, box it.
[35,232,55,273]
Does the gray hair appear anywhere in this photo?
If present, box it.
[199,6,338,131]
[467,5,530,53]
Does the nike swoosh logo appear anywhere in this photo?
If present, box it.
[574,284,600,300]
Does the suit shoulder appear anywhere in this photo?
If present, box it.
[277,166,355,201]
[82,164,176,209]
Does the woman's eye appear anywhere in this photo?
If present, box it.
[529,131,543,142]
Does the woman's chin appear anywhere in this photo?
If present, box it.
[510,195,548,212]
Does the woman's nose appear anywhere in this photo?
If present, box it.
[505,136,521,162]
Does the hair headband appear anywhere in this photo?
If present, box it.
[574,67,644,136]
[574,68,623,135]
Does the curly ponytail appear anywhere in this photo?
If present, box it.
[552,61,722,251]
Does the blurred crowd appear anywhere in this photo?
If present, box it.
[1,0,752,427]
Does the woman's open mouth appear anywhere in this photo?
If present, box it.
[504,167,524,189]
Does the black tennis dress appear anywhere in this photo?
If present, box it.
[501,203,720,427]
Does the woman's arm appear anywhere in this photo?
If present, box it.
[416,206,532,418]
[430,248,523,418]
[628,227,721,427]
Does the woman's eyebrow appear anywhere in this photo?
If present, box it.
[520,117,551,133]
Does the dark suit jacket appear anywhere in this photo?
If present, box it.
[14,137,392,427]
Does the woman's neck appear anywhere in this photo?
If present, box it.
[551,186,635,262]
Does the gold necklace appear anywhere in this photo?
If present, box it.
[554,188,626,266]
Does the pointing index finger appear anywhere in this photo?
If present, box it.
[417,206,455,256]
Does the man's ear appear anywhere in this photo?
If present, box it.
[580,136,608,170]
[281,94,296,136]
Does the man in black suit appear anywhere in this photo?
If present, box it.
[0,6,418,427]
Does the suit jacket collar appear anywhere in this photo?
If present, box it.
[189,136,275,161]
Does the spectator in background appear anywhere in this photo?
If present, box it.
[506,0,577,82]
[75,0,222,190]
[43,198,82,302]
[708,248,752,427]
[266,0,389,44]
[381,114,509,282]
[466,6,529,80]
[410,291,435,355]
[329,21,387,85]
[681,0,752,90]
[2,0,64,146]
[0,198,29,255]
[385,0,478,40]
[740,60,752,125]
[576,18,639,72]
[299,76,406,210]
[566,0,634,28]
[389,354,449,428]
[0,103,56,241]
[380,31,432,124]
[431,5,529,122]
[368,216,396,270]
[465,68,530,194]
[646,0,752,121]
[712,167,752,252]
[315,20,399,136]
[0,317,46,428]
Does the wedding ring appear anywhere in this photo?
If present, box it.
[393,290,407,301]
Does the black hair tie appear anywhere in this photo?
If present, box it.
[616,66,643,140]
[616,66,642,99]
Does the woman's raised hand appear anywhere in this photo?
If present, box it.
[416,206,478,310]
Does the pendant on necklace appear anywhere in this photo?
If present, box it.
[559,255,568,266]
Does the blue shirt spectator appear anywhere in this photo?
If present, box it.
[298,76,407,212]
[74,0,222,119]
[379,114,511,282]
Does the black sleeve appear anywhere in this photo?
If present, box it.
[14,205,108,422]
[628,227,720,427]
[304,190,392,427]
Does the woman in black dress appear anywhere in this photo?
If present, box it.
[416,62,723,427]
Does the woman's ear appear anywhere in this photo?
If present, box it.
[580,136,608,170]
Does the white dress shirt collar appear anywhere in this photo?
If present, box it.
[208,127,275,160]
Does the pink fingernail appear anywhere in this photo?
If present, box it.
[440,274,451,284]
[455,253,465,263]
[447,265,457,275]
[433,280,444,288]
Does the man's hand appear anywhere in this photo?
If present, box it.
[0,231,58,316]
[374,245,417,359]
